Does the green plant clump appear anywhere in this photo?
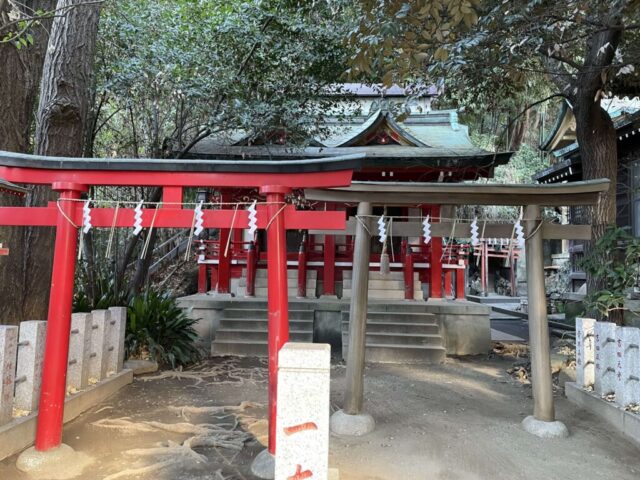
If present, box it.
[126,291,202,368]
[580,227,640,323]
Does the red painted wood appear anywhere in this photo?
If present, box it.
[246,242,257,297]
[297,245,307,298]
[260,186,291,455]
[323,235,336,296]
[198,264,207,293]
[444,270,453,297]
[1,163,354,456]
[0,167,353,188]
[0,205,347,230]
[456,268,466,300]
[216,191,232,294]
[404,246,414,300]
[430,205,443,299]
[162,186,183,206]
[35,186,85,451]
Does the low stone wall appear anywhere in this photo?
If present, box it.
[0,307,131,460]
[567,318,640,447]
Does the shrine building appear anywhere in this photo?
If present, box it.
[178,84,514,361]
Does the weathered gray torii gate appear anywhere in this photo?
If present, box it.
[306,179,609,439]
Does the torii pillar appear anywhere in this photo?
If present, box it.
[521,204,569,438]
[17,182,89,471]
[251,186,292,477]
[329,201,376,435]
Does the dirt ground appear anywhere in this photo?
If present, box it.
[1,354,639,480]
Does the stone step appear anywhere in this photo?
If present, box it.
[364,311,436,323]
[252,287,318,298]
[211,340,268,357]
[253,277,318,286]
[357,332,442,346]
[220,319,313,330]
[253,269,318,279]
[216,329,313,342]
[344,344,446,364]
[342,271,412,281]
[223,309,314,320]
[342,321,439,335]
[343,279,417,289]
[342,289,423,300]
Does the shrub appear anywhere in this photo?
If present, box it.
[580,227,640,323]
[126,290,202,368]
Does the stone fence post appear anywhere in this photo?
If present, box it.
[595,322,617,397]
[576,318,596,389]
[0,326,18,425]
[67,313,93,391]
[14,321,47,412]
[615,326,640,407]
[275,343,331,480]
[89,310,111,382]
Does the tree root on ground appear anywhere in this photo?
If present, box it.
[167,400,262,420]
[102,458,177,480]
[140,359,267,386]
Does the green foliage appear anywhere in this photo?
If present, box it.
[73,263,127,313]
[93,0,354,157]
[580,227,640,320]
[349,1,640,96]
[493,143,547,185]
[126,290,202,368]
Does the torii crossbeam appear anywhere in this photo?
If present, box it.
[0,150,362,469]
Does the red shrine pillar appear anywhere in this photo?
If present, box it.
[444,270,453,297]
[323,235,336,296]
[322,202,336,297]
[260,185,291,455]
[430,205,443,299]
[35,182,87,451]
[217,190,232,294]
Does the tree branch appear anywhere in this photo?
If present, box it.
[498,93,570,148]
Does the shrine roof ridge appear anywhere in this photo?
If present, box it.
[0,150,364,174]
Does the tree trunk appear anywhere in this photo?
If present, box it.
[30,0,102,314]
[36,0,102,157]
[0,0,56,325]
[509,107,530,151]
[572,23,623,322]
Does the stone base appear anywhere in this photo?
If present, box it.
[206,291,234,298]
[330,409,375,436]
[521,415,569,439]
[123,359,158,375]
[566,382,640,447]
[251,448,275,479]
[16,444,92,479]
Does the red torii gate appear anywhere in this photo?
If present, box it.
[0,151,361,468]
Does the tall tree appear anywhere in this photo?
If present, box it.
[0,0,56,324]
[349,0,640,236]
[35,0,101,156]
[0,0,102,324]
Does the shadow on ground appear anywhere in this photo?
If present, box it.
[1,355,639,480]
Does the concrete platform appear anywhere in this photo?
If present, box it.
[178,295,492,357]
[565,382,640,448]
[467,294,522,304]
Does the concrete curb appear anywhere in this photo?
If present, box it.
[565,381,640,448]
[0,369,133,461]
